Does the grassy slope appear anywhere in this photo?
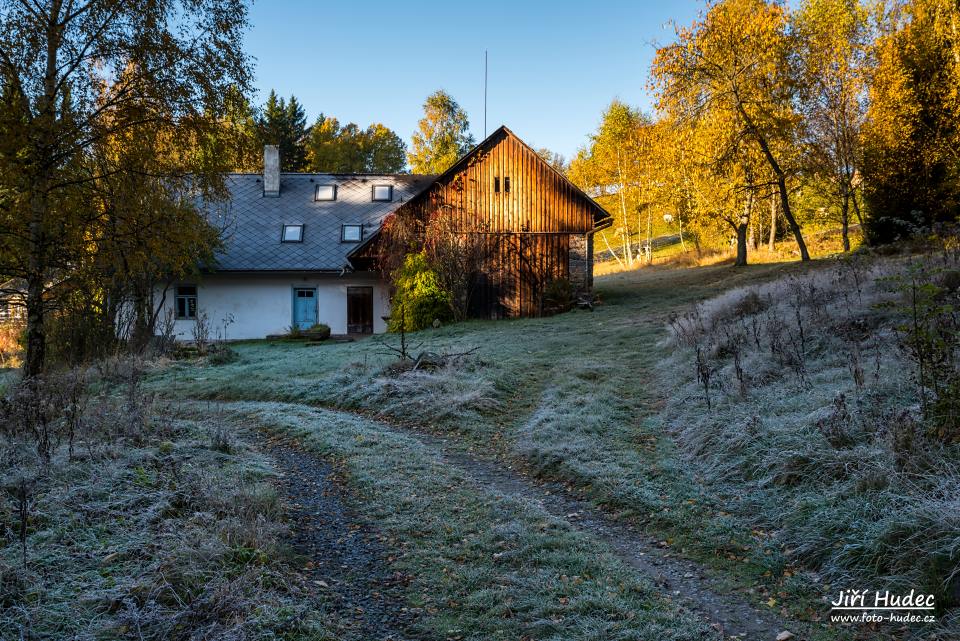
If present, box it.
[0,401,356,640]
[146,263,822,605]
[145,249,958,638]
[210,400,716,641]
[659,252,960,621]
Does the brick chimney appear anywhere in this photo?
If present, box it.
[263,145,280,197]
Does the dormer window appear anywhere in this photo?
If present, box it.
[281,224,304,243]
[341,224,363,243]
[371,185,393,202]
[315,184,337,201]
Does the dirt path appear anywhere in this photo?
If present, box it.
[261,436,421,641]
[400,430,795,641]
[253,404,797,641]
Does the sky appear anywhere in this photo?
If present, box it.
[244,1,704,162]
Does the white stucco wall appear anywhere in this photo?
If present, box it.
[157,273,390,340]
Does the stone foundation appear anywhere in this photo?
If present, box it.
[569,233,593,296]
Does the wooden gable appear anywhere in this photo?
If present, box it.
[394,126,610,234]
[349,127,610,318]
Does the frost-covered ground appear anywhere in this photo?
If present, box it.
[141,246,958,639]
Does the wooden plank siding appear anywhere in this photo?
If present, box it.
[372,126,611,319]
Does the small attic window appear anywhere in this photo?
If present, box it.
[315,184,337,201]
[281,224,304,243]
[504,177,511,193]
[341,224,363,243]
[371,185,393,202]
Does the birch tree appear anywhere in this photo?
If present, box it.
[794,0,870,251]
[408,91,475,175]
[652,0,811,261]
[0,0,251,378]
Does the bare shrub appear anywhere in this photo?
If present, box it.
[208,413,234,454]
[152,307,178,357]
[887,409,928,472]
[667,308,705,348]
[816,393,855,449]
[192,311,211,356]
[4,370,88,463]
[846,345,865,395]
[885,261,960,442]
[695,345,714,410]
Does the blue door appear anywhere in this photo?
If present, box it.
[293,288,317,329]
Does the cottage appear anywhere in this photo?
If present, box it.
[160,127,611,340]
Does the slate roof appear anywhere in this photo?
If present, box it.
[206,173,433,272]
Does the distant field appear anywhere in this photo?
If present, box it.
[593,225,866,276]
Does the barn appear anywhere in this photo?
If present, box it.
[158,127,611,340]
[353,126,613,319]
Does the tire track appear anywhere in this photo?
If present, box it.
[243,400,798,641]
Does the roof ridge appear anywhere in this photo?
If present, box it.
[225,172,435,178]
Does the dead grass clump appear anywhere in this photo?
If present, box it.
[373,361,500,419]
[815,393,856,449]
[332,351,500,428]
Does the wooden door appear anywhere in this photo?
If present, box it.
[293,288,317,329]
[347,286,373,334]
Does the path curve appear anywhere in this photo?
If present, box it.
[252,401,797,641]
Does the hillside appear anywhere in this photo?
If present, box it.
[3,246,957,640]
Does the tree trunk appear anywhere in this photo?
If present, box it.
[601,231,624,268]
[130,284,154,353]
[24,272,45,379]
[768,197,777,252]
[851,187,864,227]
[735,102,810,261]
[840,189,851,252]
[616,149,632,267]
[776,174,810,261]
[735,220,749,266]
[736,192,752,267]
[23,4,61,377]
[645,209,653,265]
[678,213,686,251]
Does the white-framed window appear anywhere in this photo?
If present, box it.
[282,224,304,243]
[175,285,197,320]
[315,184,337,201]
[341,224,363,243]
[371,184,393,202]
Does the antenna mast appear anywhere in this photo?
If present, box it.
[484,50,488,138]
